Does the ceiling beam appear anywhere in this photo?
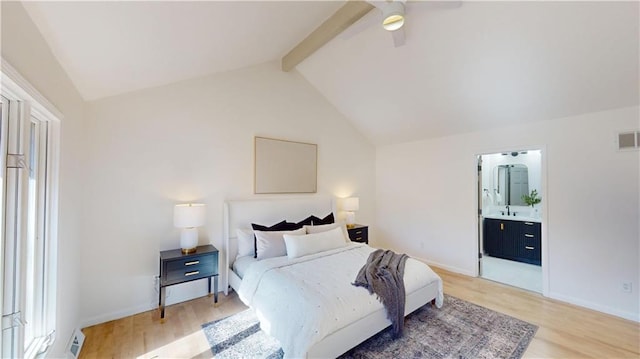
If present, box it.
[282,1,375,72]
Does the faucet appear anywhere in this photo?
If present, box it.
[505,205,510,216]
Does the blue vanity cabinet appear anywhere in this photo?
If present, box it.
[483,218,504,257]
[518,221,541,265]
[483,218,541,266]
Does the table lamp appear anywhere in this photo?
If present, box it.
[343,197,359,229]
[174,203,205,254]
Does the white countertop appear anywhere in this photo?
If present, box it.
[483,213,542,223]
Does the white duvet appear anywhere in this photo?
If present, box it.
[238,243,444,358]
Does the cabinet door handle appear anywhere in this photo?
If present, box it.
[185,271,200,276]
[524,222,534,225]
[525,246,535,250]
[185,260,200,266]
[500,223,504,230]
[525,234,534,238]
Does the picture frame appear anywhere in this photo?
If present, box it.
[254,136,317,194]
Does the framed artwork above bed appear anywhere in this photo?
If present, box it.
[254,136,317,194]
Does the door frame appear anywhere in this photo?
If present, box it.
[474,145,550,297]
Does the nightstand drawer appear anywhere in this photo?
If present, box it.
[166,254,215,273]
[165,265,215,284]
[347,225,369,244]
[163,254,216,285]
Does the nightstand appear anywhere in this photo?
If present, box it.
[347,224,368,244]
[159,244,218,319]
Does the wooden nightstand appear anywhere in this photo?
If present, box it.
[159,244,218,319]
[347,224,368,244]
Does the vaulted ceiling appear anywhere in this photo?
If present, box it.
[20,1,640,146]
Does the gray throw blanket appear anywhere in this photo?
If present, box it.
[352,249,409,338]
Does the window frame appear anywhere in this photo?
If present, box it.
[1,58,61,358]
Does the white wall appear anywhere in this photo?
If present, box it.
[80,61,376,326]
[376,106,640,321]
[1,2,86,356]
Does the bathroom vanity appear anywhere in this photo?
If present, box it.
[483,215,541,265]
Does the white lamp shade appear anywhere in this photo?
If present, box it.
[343,197,360,212]
[174,203,206,228]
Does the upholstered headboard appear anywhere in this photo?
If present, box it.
[223,197,336,292]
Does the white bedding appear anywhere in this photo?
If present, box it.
[232,255,258,279]
[238,243,444,358]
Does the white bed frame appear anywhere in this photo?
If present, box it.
[223,197,439,358]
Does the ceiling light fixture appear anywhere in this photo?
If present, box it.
[382,1,405,31]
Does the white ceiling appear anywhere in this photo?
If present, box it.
[297,1,640,145]
[22,1,639,146]
[22,1,343,101]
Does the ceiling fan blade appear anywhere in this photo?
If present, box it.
[391,27,406,47]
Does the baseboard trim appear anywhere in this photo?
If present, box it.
[417,257,639,323]
[548,291,639,322]
[417,257,476,277]
[80,303,155,329]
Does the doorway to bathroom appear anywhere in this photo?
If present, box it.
[477,150,543,293]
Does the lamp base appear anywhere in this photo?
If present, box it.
[345,211,356,229]
[180,227,199,254]
[181,247,197,254]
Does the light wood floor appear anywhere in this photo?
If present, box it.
[79,267,640,359]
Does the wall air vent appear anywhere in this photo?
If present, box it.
[617,131,640,151]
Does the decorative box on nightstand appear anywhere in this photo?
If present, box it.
[158,244,218,319]
[347,224,368,244]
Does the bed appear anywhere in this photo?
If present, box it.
[223,197,443,359]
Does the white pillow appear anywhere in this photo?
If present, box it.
[304,222,350,242]
[283,226,348,259]
[254,228,305,260]
[236,228,255,259]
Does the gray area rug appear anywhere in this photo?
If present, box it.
[201,294,537,359]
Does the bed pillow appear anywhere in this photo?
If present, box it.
[283,227,348,259]
[251,220,303,258]
[254,228,306,260]
[293,212,334,227]
[311,212,335,225]
[236,228,255,259]
[294,216,315,226]
[304,222,350,242]
[251,220,301,232]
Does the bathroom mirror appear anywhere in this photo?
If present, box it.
[494,164,529,206]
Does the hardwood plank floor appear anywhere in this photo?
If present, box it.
[79,267,640,358]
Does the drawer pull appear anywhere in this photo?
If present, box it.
[525,246,535,250]
[500,223,504,230]
[524,222,534,225]
[185,271,200,276]
[185,260,200,266]
[525,234,534,238]
[354,237,363,241]
[355,230,363,235]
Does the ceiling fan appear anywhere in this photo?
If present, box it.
[282,0,462,71]
[343,0,462,48]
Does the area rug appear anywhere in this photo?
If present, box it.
[201,294,537,359]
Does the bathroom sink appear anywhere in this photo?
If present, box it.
[483,213,541,223]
